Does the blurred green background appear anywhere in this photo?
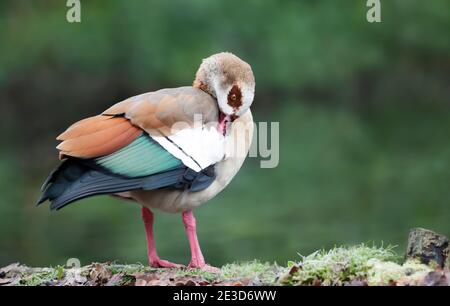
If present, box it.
[0,0,449,267]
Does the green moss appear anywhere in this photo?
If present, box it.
[220,261,280,285]
[108,263,148,275]
[279,244,398,285]
[20,267,63,286]
[366,259,431,286]
[173,267,218,282]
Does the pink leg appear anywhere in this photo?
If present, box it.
[182,210,220,273]
[141,207,183,268]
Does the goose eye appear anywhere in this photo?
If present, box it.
[227,85,242,108]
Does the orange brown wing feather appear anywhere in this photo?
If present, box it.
[101,88,218,136]
[57,115,142,159]
[56,87,218,159]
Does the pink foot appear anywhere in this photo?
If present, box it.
[188,262,221,274]
[150,258,184,269]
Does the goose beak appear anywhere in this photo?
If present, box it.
[218,112,238,135]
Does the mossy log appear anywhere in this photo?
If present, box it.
[406,228,450,268]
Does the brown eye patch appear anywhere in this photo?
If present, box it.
[227,85,242,109]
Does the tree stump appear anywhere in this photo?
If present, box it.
[406,228,450,268]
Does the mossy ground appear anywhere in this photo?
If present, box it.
[278,244,438,286]
[1,244,448,286]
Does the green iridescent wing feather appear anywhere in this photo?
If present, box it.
[94,133,182,177]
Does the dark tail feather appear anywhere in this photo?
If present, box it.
[37,159,216,211]
[48,167,187,211]
[36,159,89,206]
[37,159,185,211]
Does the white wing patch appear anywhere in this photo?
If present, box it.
[151,125,226,172]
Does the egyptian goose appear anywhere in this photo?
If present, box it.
[37,52,255,272]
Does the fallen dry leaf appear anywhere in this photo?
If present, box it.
[288,266,299,275]
[420,270,449,286]
[344,280,368,286]
[0,278,12,285]
[89,263,112,285]
[105,273,125,286]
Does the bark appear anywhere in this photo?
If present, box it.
[405,228,450,268]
